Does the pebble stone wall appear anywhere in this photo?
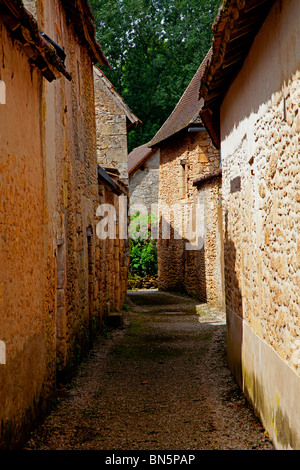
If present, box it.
[219,0,300,448]
[158,128,221,302]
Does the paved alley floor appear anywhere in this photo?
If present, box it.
[25,290,274,451]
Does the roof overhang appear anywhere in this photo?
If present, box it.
[128,148,155,176]
[1,0,72,82]
[193,168,222,187]
[199,0,276,149]
[62,0,109,68]
[98,165,124,195]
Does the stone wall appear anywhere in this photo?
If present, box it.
[157,128,220,300]
[0,0,106,448]
[93,65,132,317]
[129,148,160,214]
[23,0,37,17]
[195,174,224,309]
[94,67,129,183]
[220,0,300,449]
[96,185,130,315]
[42,0,101,377]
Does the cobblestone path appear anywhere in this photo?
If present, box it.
[25,290,274,451]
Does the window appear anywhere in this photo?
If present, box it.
[179,159,187,199]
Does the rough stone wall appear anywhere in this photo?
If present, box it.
[94,68,129,183]
[93,68,130,316]
[0,0,106,448]
[220,0,300,449]
[196,176,224,308]
[158,129,220,299]
[23,0,38,17]
[222,83,300,370]
[221,0,300,377]
[0,18,54,449]
[129,149,160,213]
[97,186,130,316]
[42,0,101,375]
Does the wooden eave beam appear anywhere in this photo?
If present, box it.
[243,0,271,14]
[1,1,72,82]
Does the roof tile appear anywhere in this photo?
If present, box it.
[128,143,154,175]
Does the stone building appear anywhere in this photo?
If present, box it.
[97,167,130,316]
[0,0,114,449]
[93,66,140,316]
[94,65,140,184]
[192,168,224,309]
[199,0,300,449]
[148,57,223,304]
[128,143,160,213]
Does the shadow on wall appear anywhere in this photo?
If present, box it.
[184,244,207,302]
[157,215,206,302]
[224,210,243,389]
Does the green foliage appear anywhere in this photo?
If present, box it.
[129,212,158,277]
[130,238,158,277]
[89,0,221,151]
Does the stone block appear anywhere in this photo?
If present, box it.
[271,254,287,279]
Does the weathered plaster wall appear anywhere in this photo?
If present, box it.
[220,0,300,449]
[0,19,52,449]
[129,149,160,213]
[94,68,129,183]
[158,129,220,300]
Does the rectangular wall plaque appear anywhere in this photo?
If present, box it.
[230,176,241,193]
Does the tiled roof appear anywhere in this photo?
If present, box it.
[128,143,154,175]
[148,49,212,147]
[98,166,123,195]
[199,0,276,149]
[193,168,222,187]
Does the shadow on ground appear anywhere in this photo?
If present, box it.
[127,290,196,306]
[24,289,274,451]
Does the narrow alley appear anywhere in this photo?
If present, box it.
[24,291,274,451]
[2,0,300,452]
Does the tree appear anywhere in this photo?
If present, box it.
[89,0,221,151]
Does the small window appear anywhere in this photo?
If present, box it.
[179,159,187,199]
